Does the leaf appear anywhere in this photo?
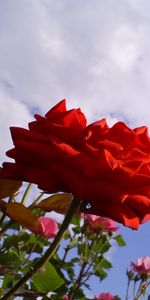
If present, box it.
[100,241,111,254]
[69,238,78,248]
[0,251,19,269]
[71,215,80,225]
[114,234,126,247]
[101,258,112,269]
[94,237,107,253]
[2,232,29,250]
[1,202,39,231]
[95,265,107,281]
[67,267,75,280]
[32,262,64,292]
[0,179,22,199]
[2,274,13,289]
[37,193,73,214]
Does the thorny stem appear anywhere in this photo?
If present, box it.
[0,198,80,300]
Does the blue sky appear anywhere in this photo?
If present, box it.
[1,0,150,298]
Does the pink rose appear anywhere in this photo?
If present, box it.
[84,213,120,232]
[33,216,58,239]
[62,296,70,300]
[95,293,115,300]
[131,256,150,275]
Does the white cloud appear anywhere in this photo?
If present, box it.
[0,89,32,163]
[1,1,150,155]
[111,24,141,71]
[0,0,149,129]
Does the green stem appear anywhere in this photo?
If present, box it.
[1,198,79,300]
[133,281,136,299]
[125,277,130,300]
[69,261,87,300]
[29,192,45,208]
[21,183,32,205]
[68,233,100,299]
[62,231,76,263]
[134,279,144,300]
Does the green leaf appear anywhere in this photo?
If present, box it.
[2,232,29,250]
[67,267,75,280]
[2,274,13,289]
[78,242,90,257]
[69,238,78,248]
[101,258,112,269]
[0,250,19,268]
[63,231,70,240]
[100,241,111,254]
[114,234,126,247]
[32,262,64,292]
[72,226,81,234]
[95,266,107,281]
[71,215,80,226]
[93,237,107,253]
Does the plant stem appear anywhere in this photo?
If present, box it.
[1,198,79,300]
[62,232,76,263]
[21,183,32,205]
[68,234,99,299]
[125,277,130,300]
[69,261,87,300]
[134,279,144,300]
[133,281,136,299]
[29,192,45,208]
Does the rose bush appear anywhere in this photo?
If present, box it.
[2,99,150,229]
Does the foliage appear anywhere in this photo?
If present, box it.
[0,183,149,300]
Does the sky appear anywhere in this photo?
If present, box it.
[1,0,150,298]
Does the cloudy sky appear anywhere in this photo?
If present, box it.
[1,0,150,298]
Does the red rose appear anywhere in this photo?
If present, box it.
[2,99,150,229]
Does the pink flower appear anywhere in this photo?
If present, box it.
[62,296,70,300]
[131,256,150,275]
[33,216,58,239]
[84,213,120,232]
[95,293,115,300]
